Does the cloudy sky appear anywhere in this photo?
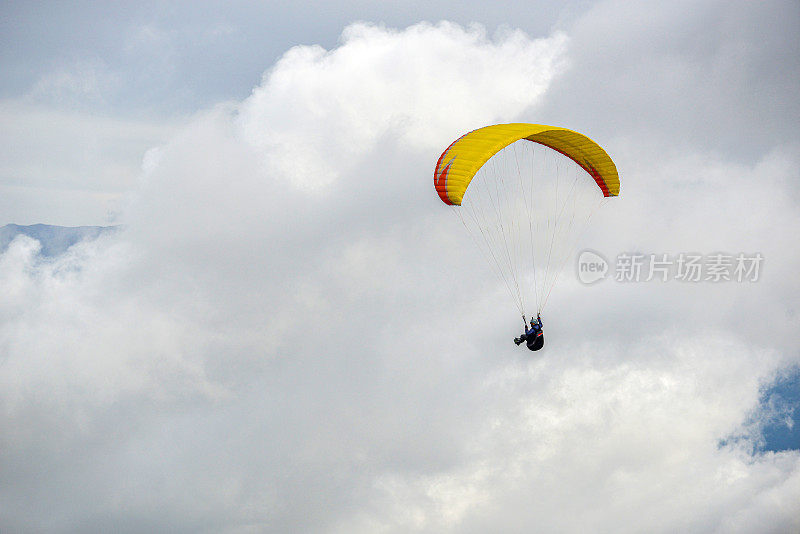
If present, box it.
[2,1,799,532]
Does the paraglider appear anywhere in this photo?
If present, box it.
[433,123,620,349]
[515,314,544,351]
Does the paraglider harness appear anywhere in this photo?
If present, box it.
[515,315,544,351]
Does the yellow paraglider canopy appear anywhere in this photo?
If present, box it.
[434,123,619,205]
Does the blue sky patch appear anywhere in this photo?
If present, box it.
[757,365,800,453]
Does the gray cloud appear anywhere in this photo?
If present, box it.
[543,0,800,160]
[0,100,182,225]
[0,1,576,113]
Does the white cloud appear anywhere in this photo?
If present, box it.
[239,22,567,191]
[1,14,799,533]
